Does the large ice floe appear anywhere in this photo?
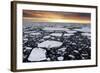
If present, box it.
[38,40,62,48]
[28,48,46,61]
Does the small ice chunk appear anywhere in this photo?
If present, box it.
[58,48,66,52]
[64,33,74,37]
[26,47,32,50]
[81,54,88,56]
[30,32,41,36]
[68,55,75,59]
[66,30,77,34]
[50,33,62,37]
[81,33,91,36]
[73,50,79,53]
[24,38,28,41]
[43,36,50,39]
[57,56,64,61]
[47,58,50,61]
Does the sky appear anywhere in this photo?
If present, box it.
[23,10,91,24]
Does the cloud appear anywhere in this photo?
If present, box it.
[23,10,91,24]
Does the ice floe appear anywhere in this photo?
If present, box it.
[38,40,62,48]
[28,48,46,61]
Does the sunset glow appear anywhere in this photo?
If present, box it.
[23,10,91,24]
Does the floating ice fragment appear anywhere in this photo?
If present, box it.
[57,56,64,61]
[28,48,46,61]
[38,40,62,48]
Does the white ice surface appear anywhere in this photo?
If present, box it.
[64,33,74,36]
[43,36,50,39]
[28,48,46,61]
[57,56,64,61]
[74,27,90,32]
[25,47,32,50]
[23,38,28,41]
[50,33,62,37]
[66,30,77,33]
[38,40,62,48]
[43,27,69,31]
[30,32,41,36]
[58,48,66,52]
[81,33,91,36]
